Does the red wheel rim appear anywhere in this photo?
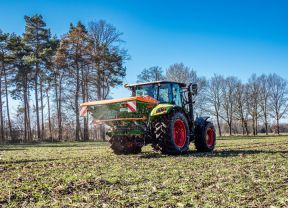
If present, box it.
[173,119,187,148]
[206,128,214,148]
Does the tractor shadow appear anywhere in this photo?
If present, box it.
[186,149,288,158]
[218,134,283,140]
[139,152,166,159]
[139,149,288,159]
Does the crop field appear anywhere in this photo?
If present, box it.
[0,136,288,207]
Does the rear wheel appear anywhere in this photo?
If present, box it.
[154,112,190,155]
[195,122,216,152]
[110,136,142,155]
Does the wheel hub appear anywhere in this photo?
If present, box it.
[206,128,214,147]
[173,119,187,148]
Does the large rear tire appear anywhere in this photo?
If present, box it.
[195,122,216,152]
[154,112,190,155]
[110,136,142,155]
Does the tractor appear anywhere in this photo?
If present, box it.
[80,81,216,155]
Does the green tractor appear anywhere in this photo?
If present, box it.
[80,81,216,155]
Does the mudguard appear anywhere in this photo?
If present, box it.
[194,116,210,127]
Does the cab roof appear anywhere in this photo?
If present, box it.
[124,80,187,88]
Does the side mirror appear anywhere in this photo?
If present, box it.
[191,84,198,95]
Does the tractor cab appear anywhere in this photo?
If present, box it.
[125,81,190,107]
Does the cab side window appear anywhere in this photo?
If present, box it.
[158,85,169,103]
[172,84,183,106]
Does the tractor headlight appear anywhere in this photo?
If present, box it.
[156,107,166,113]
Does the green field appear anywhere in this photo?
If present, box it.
[0,136,288,207]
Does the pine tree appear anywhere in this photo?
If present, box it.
[55,22,91,141]
[23,14,50,140]
[53,41,67,141]
[8,34,33,141]
[0,30,9,141]
[45,36,60,140]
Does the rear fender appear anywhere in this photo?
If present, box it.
[195,116,210,128]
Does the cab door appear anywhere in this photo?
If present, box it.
[172,84,183,107]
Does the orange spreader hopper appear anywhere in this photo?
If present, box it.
[80,96,159,107]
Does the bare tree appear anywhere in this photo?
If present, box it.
[87,20,127,140]
[204,74,224,136]
[221,76,238,135]
[88,20,127,100]
[234,81,249,135]
[166,63,207,115]
[268,73,288,134]
[247,74,261,135]
[166,63,191,84]
[88,19,123,49]
[258,74,271,135]
[137,66,165,82]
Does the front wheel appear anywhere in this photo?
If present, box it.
[195,122,216,152]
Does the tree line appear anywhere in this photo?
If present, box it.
[0,14,127,143]
[137,63,288,136]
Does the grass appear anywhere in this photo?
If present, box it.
[0,136,287,207]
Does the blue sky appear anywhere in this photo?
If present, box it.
[1,0,288,98]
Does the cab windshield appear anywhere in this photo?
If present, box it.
[132,83,172,103]
[134,85,157,98]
